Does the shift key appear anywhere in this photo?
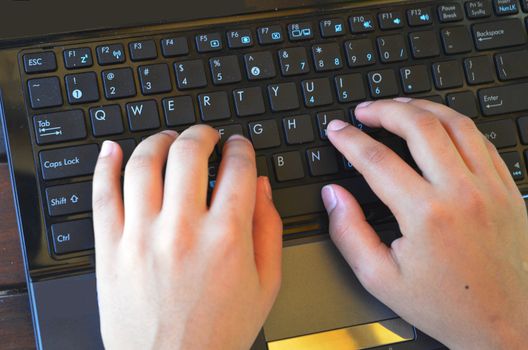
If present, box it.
[478,82,528,116]
[40,144,99,180]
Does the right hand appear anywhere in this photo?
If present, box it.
[322,98,528,349]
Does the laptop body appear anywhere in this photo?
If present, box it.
[2,0,527,348]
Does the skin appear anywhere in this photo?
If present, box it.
[93,99,528,350]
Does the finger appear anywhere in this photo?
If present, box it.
[322,184,400,298]
[354,100,469,184]
[123,130,178,221]
[253,177,283,297]
[327,119,430,217]
[162,124,219,215]
[93,141,124,250]
[405,98,495,175]
[210,135,257,231]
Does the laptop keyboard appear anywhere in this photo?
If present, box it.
[19,0,528,258]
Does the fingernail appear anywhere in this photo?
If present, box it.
[161,129,178,137]
[321,185,337,213]
[227,134,251,144]
[356,101,374,109]
[394,97,412,103]
[327,119,349,132]
[262,177,273,200]
[99,141,115,158]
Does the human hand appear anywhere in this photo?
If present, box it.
[92,126,282,350]
[322,99,528,349]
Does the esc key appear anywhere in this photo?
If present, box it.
[23,51,57,74]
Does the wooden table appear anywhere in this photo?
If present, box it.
[0,161,37,349]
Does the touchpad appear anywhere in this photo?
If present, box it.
[264,238,398,342]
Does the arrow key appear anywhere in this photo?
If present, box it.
[500,152,524,181]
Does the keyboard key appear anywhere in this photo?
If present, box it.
[279,47,310,76]
[34,110,86,145]
[335,73,367,102]
[63,48,93,69]
[523,0,528,11]
[126,100,160,131]
[307,147,339,176]
[273,152,305,181]
[65,72,100,104]
[45,182,92,217]
[268,82,300,112]
[216,124,244,151]
[244,51,276,80]
[256,157,269,177]
[233,87,266,117]
[312,43,343,72]
[478,82,528,116]
[302,78,333,107]
[495,50,528,81]
[377,35,408,63]
[432,61,464,89]
[23,51,57,74]
[368,70,399,98]
[317,110,346,139]
[378,11,404,30]
[249,120,281,149]
[96,44,125,65]
[227,29,253,48]
[51,219,94,255]
[195,33,223,52]
[283,115,314,145]
[102,68,136,99]
[273,178,376,217]
[288,22,314,41]
[473,19,526,50]
[465,0,493,18]
[161,37,189,57]
[209,56,242,85]
[163,96,196,126]
[517,116,528,143]
[447,91,479,118]
[407,7,433,26]
[350,108,378,133]
[39,144,99,180]
[344,39,377,67]
[477,119,517,148]
[400,65,432,94]
[138,64,172,95]
[464,56,495,85]
[257,25,284,44]
[116,139,136,169]
[409,31,440,58]
[129,40,157,61]
[441,26,472,54]
[28,77,63,109]
[90,105,124,136]
[349,14,376,33]
[320,18,346,37]
[501,152,524,180]
[493,0,519,15]
[437,3,464,22]
[174,60,207,90]
[198,92,231,121]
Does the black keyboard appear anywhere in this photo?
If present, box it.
[9,0,528,265]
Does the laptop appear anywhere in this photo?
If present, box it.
[1,0,526,348]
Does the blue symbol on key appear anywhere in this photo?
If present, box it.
[241,36,251,44]
[363,20,373,29]
[291,29,302,38]
[393,18,401,25]
[271,32,281,40]
[301,28,312,36]
[210,39,220,48]
[335,24,343,32]
[419,14,430,21]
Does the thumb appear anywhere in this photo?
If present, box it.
[321,184,400,297]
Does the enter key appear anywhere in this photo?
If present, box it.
[478,82,528,116]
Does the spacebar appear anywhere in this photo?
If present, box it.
[273,178,377,218]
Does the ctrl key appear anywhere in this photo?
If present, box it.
[51,219,94,255]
